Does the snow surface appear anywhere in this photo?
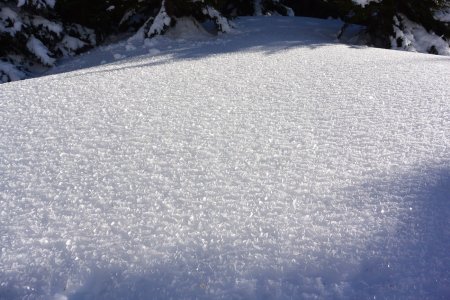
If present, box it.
[1,17,450,300]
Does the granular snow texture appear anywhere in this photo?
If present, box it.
[1,17,449,299]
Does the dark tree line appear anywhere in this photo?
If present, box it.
[1,0,449,83]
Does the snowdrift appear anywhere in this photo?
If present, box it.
[1,17,449,299]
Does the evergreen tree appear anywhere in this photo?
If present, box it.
[138,0,231,38]
[334,0,450,54]
[2,0,449,83]
[218,0,294,17]
[56,0,233,40]
[282,0,340,19]
[55,0,149,38]
[0,0,96,83]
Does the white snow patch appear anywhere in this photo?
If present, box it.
[119,9,136,26]
[391,14,450,55]
[434,8,450,22]
[18,0,56,9]
[44,0,56,8]
[148,48,161,55]
[0,7,23,36]
[26,35,55,65]
[284,5,295,17]
[53,293,68,300]
[254,0,263,16]
[147,0,172,37]
[143,38,159,48]
[352,0,381,7]
[202,5,231,33]
[166,17,213,40]
[31,16,63,35]
[125,44,136,51]
[113,53,126,60]
[60,35,87,53]
[0,60,26,82]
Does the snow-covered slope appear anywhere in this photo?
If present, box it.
[1,17,449,299]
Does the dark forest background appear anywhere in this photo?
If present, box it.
[1,0,449,82]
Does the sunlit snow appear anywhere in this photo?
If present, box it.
[1,17,449,299]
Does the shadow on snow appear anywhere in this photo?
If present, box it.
[72,163,450,299]
[50,16,360,80]
[2,162,448,299]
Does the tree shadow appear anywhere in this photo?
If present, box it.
[344,163,450,299]
[50,16,357,80]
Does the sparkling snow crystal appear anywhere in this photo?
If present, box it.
[1,16,449,300]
